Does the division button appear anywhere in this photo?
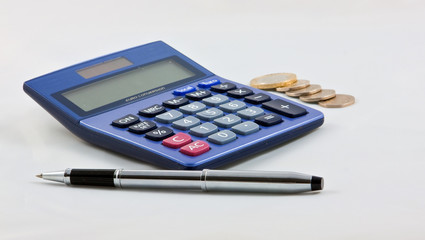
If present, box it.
[227,88,254,98]
[185,90,211,101]
[111,114,140,128]
[207,130,237,145]
[213,114,242,128]
[198,79,221,88]
[189,123,219,137]
[231,122,260,135]
[172,116,201,130]
[196,108,224,121]
[219,100,246,113]
[254,114,283,126]
[145,127,174,141]
[173,85,196,96]
[202,94,229,107]
[237,106,264,120]
[180,140,210,156]
[155,110,184,124]
[128,120,157,134]
[210,82,237,93]
[179,102,206,114]
[244,93,271,104]
[162,96,189,109]
[139,104,166,117]
[262,99,307,118]
[162,132,192,149]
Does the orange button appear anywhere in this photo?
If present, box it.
[162,132,192,149]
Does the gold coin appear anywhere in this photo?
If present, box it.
[286,84,322,97]
[318,94,355,108]
[276,80,310,92]
[250,73,297,89]
[299,89,336,102]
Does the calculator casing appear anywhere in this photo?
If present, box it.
[24,41,324,170]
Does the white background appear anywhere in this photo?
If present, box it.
[1,0,425,239]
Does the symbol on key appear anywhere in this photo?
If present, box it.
[281,105,289,109]
[163,132,192,149]
[180,140,210,156]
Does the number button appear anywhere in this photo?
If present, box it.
[138,104,166,117]
[179,102,206,114]
[162,132,192,149]
[202,94,229,107]
[231,122,260,136]
[145,127,174,141]
[244,93,271,104]
[180,140,210,156]
[227,88,254,98]
[237,106,264,120]
[189,123,219,137]
[172,116,201,130]
[207,130,237,145]
[162,97,189,109]
[128,120,157,134]
[219,100,246,113]
[185,90,211,101]
[111,114,140,128]
[210,82,237,93]
[254,114,283,126]
[196,108,224,121]
[155,110,183,124]
[213,114,242,128]
[262,99,307,118]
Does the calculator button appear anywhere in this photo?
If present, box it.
[138,104,166,117]
[208,130,237,145]
[145,127,174,141]
[173,85,196,96]
[254,114,283,126]
[210,82,237,93]
[111,114,140,128]
[202,94,229,107]
[180,140,210,156]
[179,102,206,114]
[189,123,219,137]
[219,100,246,113]
[198,79,221,88]
[162,132,192,149]
[196,108,224,121]
[128,120,157,134]
[262,99,307,118]
[227,88,254,98]
[231,122,260,136]
[185,90,212,101]
[237,107,264,120]
[162,97,189,109]
[244,93,271,104]
[155,110,183,123]
[213,114,242,128]
[172,116,201,130]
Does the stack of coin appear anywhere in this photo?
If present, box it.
[250,73,355,108]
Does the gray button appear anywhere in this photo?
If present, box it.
[196,108,224,121]
[231,122,260,135]
[219,100,246,113]
[202,94,229,106]
[179,102,206,114]
[208,130,237,145]
[189,122,219,137]
[172,116,201,130]
[213,114,242,128]
[155,110,183,123]
[237,106,264,120]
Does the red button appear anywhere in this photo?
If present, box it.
[162,132,192,149]
[180,140,210,156]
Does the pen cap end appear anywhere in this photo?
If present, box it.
[311,176,324,191]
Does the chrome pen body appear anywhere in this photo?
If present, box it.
[38,169,324,193]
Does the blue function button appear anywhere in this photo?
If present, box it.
[173,85,196,96]
[198,79,221,88]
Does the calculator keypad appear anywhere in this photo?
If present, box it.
[108,79,309,159]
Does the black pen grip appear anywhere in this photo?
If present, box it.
[70,169,116,187]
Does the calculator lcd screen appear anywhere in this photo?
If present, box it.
[62,59,196,112]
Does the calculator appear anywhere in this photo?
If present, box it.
[24,41,324,169]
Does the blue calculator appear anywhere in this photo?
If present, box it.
[24,41,324,169]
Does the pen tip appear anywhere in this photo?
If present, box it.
[311,176,324,191]
[36,174,43,179]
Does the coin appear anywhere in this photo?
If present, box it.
[318,94,355,108]
[250,73,297,89]
[299,89,336,102]
[286,84,322,97]
[276,80,310,92]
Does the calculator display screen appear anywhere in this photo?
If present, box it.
[62,59,196,112]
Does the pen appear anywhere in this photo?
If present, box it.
[36,169,324,193]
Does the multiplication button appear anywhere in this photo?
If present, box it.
[145,127,174,141]
[111,114,139,128]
